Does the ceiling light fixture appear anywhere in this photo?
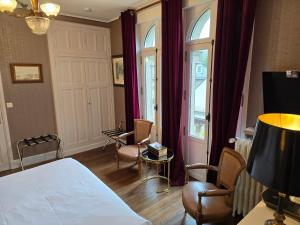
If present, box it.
[0,0,60,35]
[40,2,60,16]
[0,0,17,13]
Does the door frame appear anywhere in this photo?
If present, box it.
[183,42,213,181]
[137,19,162,142]
[0,71,13,171]
[140,49,160,141]
[182,1,217,180]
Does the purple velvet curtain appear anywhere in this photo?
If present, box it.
[208,0,257,181]
[121,10,140,143]
[161,0,185,186]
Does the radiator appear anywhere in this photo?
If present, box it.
[233,138,265,216]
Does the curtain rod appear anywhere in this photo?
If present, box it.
[136,0,161,13]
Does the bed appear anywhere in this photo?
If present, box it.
[0,158,151,225]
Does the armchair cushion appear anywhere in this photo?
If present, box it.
[182,181,232,223]
[118,145,147,160]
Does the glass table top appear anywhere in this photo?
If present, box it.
[141,149,174,162]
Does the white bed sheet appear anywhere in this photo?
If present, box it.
[0,158,151,225]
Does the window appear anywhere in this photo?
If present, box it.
[144,25,156,48]
[190,9,211,41]
[144,55,156,123]
[189,49,208,139]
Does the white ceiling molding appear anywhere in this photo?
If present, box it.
[21,0,157,23]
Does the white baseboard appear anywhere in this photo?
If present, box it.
[9,140,106,170]
[0,163,10,171]
[10,150,58,169]
[63,140,106,157]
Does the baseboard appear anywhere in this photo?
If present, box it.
[9,140,106,170]
[0,163,10,171]
[63,140,106,156]
[10,150,58,169]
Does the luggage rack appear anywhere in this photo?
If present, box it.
[16,134,63,170]
[101,122,127,150]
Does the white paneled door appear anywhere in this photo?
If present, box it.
[0,72,12,171]
[48,21,115,154]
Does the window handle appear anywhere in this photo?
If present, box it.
[205,113,210,121]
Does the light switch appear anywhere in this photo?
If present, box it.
[6,102,13,108]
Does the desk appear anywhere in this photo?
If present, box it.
[238,201,299,225]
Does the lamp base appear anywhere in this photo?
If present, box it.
[264,212,286,225]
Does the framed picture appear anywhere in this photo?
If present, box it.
[112,55,124,86]
[10,63,43,83]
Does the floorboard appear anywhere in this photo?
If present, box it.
[0,145,242,225]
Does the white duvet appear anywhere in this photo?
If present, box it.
[0,158,151,225]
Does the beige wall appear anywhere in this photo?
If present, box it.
[0,15,57,159]
[109,19,126,129]
[0,15,110,160]
[247,0,300,126]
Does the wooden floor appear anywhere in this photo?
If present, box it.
[0,145,242,225]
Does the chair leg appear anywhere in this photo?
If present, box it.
[116,154,120,169]
[138,160,142,177]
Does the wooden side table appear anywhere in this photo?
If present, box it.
[140,149,174,193]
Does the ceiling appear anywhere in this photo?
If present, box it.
[24,0,155,22]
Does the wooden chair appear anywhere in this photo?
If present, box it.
[115,119,153,176]
[182,147,246,225]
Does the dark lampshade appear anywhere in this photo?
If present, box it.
[247,113,300,197]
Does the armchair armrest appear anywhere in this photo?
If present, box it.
[198,189,233,197]
[185,163,218,172]
[137,137,150,145]
[196,189,233,214]
[185,163,218,184]
[115,131,134,150]
[117,131,134,139]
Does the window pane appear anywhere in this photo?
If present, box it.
[144,55,156,123]
[144,25,156,48]
[190,10,211,41]
[189,49,208,139]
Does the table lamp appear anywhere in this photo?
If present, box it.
[247,113,300,225]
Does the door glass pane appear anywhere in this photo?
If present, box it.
[190,10,211,41]
[144,25,156,48]
[189,49,208,139]
[144,55,156,123]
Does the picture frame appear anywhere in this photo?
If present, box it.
[10,63,43,83]
[112,55,124,86]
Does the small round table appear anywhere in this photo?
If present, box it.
[141,149,174,193]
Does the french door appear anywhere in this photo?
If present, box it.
[140,50,161,141]
[185,43,212,181]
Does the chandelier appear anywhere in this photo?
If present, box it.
[0,0,60,35]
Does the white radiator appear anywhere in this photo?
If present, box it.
[233,138,265,216]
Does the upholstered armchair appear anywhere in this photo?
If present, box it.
[182,147,246,225]
[115,119,153,176]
